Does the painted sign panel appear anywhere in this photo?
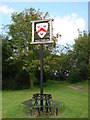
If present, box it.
[36,23,48,38]
[31,19,54,44]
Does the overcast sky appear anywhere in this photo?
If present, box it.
[0,2,88,45]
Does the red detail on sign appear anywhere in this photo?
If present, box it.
[36,23,48,38]
[37,27,47,33]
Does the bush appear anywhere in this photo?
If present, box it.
[15,69,30,89]
[68,68,81,83]
[2,69,30,90]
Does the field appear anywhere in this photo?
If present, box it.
[2,81,88,118]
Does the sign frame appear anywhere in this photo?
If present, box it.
[30,19,54,44]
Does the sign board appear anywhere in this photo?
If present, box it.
[31,19,54,44]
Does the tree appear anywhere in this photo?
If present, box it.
[68,32,89,83]
[2,7,56,89]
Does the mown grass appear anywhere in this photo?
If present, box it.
[2,80,88,118]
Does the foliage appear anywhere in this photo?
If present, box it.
[68,33,89,83]
[2,7,56,89]
[44,33,89,83]
[2,8,42,89]
[15,69,30,89]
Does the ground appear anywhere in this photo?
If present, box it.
[1,80,88,118]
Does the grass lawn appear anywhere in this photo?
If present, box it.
[2,80,88,118]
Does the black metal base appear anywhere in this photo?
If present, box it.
[33,93,52,112]
[22,93,64,116]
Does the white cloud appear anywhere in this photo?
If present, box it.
[0,4,14,14]
[53,13,85,45]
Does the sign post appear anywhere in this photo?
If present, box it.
[40,44,43,111]
[31,19,54,111]
[23,19,64,116]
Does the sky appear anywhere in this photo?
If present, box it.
[0,2,88,45]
